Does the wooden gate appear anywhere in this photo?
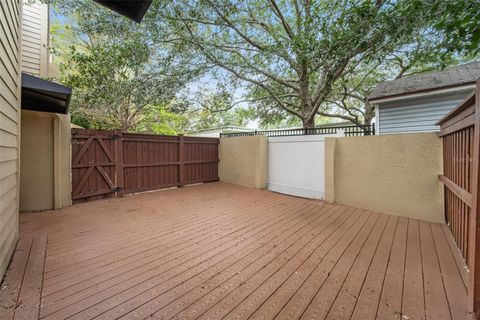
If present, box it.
[72,129,120,202]
[438,82,480,314]
[72,129,219,203]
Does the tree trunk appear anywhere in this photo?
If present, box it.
[302,117,315,129]
[362,114,375,135]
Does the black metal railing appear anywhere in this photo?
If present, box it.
[220,124,375,138]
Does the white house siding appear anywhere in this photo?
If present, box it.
[0,0,21,279]
[378,93,469,134]
[21,1,48,76]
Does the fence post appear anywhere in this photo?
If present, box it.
[178,134,185,187]
[470,81,480,316]
[114,129,124,197]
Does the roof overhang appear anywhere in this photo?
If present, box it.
[21,73,72,114]
[93,0,153,23]
[368,83,477,105]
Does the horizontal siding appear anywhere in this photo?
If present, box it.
[22,65,40,75]
[0,0,20,280]
[22,49,40,60]
[0,204,18,280]
[0,92,18,121]
[0,147,17,162]
[0,8,19,78]
[0,2,19,53]
[21,2,47,76]
[0,156,17,180]
[378,93,469,134]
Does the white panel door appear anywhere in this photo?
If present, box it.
[267,135,329,199]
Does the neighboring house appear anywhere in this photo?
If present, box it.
[0,0,152,280]
[369,61,480,135]
[189,126,255,138]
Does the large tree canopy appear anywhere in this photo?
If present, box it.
[47,0,480,131]
[51,0,203,131]
[151,0,442,128]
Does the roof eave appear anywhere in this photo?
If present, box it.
[368,82,477,105]
[93,0,153,23]
[21,73,72,114]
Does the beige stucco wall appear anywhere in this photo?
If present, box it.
[20,111,54,211]
[54,113,72,209]
[219,136,267,189]
[20,110,71,212]
[325,132,444,223]
[324,138,336,203]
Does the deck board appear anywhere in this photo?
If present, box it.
[0,182,473,320]
[324,214,390,320]
[376,217,409,320]
[402,219,426,320]
[350,215,398,320]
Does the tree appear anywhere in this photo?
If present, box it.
[317,27,477,127]
[431,0,480,56]
[153,0,435,128]
[132,101,191,135]
[50,0,203,131]
[183,88,251,131]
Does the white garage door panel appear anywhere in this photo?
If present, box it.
[267,135,328,199]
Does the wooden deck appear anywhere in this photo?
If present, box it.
[0,182,472,320]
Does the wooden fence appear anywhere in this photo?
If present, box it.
[72,129,219,203]
[438,82,480,314]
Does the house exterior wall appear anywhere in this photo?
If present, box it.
[0,0,21,279]
[20,110,54,211]
[19,2,71,212]
[20,110,71,211]
[377,92,470,134]
[219,136,267,189]
[325,133,444,223]
[21,1,48,77]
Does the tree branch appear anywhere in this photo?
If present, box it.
[179,21,303,119]
[267,0,295,39]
